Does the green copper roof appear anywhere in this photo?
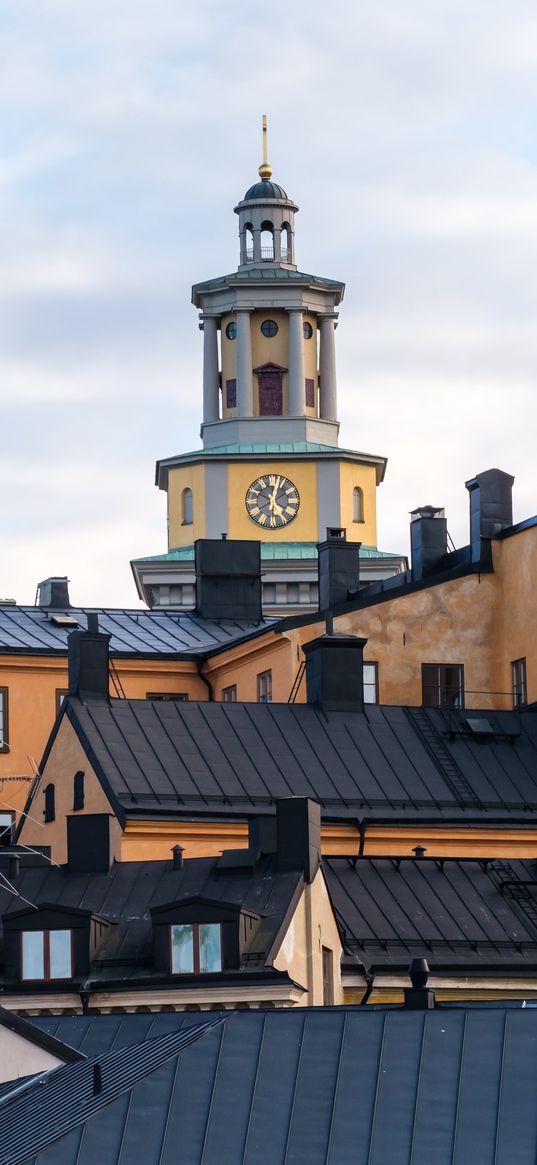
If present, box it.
[161,442,382,460]
[243,179,288,201]
[193,268,344,292]
[135,543,403,564]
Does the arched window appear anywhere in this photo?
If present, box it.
[353,487,364,523]
[73,770,85,811]
[280,222,291,262]
[260,221,274,261]
[182,488,193,525]
[244,223,254,262]
[44,783,55,823]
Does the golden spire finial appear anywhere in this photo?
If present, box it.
[258,114,272,180]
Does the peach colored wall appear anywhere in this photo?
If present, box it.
[18,715,121,865]
[493,528,537,706]
[272,869,344,1005]
[0,657,208,816]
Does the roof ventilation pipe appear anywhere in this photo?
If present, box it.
[36,577,71,609]
[404,957,435,1010]
[194,539,262,621]
[410,507,447,581]
[318,528,360,611]
[465,468,514,563]
[172,844,185,870]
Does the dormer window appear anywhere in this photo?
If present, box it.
[170,923,222,974]
[21,929,72,981]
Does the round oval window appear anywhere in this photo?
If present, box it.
[261,319,278,338]
[303,322,313,339]
[225,322,237,340]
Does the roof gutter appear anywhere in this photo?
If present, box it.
[196,658,214,701]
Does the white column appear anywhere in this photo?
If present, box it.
[288,309,305,416]
[319,316,338,422]
[253,227,262,264]
[202,317,219,423]
[236,310,253,416]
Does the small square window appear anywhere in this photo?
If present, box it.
[363,662,379,704]
[422,664,464,709]
[170,923,222,974]
[257,670,272,703]
[512,658,527,708]
[21,929,72,981]
[222,685,237,703]
[0,687,9,753]
[226,378,237,408]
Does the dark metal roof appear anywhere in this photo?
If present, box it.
[326,856,537,970]
[243,178,288,200]
[0,852,302,987]
[64,697,537,823]
[0,606,273,658]
[14,1006,537,1164]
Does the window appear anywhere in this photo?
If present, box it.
[0,687,8,752]
[170,923,222,974]
[260,319,278,337]
[55,689,68,715]
[44,783,55,823]
[73,770,85,811]
[21,929,72,981]
[322,946,334,1006]
[225,321,237,339]
[257,670,272,703]
[147,692,189,701]
[260,223,274,261]
[512,658,527,708]
[303,321,313,339]
[280,222,292,262]
[363,663,379,704]
[305,378,315,408]
[422,664,464,709]
[226,378,237,408]
[353,487,364,523]
[182,488,193,525]
[222,685,237,702]
[0,812,13,846]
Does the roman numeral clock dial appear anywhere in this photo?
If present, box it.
[245,474,300,529]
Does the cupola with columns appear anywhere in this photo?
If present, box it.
[131,121,406,614]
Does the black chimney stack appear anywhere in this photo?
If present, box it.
[318,528,360,611]
[36,576,71,609]
[465,468,514,562]
[276,798,321,884]
[304,632,367,712]
[195,538,262,621]
[404,957,435,1009]
[248,815,277,855]
[410,506,448,581]
[68,616,110,702]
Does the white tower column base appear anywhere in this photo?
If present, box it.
[319,315,338,422]
[202,317,220,423]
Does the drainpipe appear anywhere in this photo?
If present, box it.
[196,658,214,701]
[358,820,367,856]
[359,970,374,1005]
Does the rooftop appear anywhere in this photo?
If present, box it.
[136,541,401,564]
[49,697,537,825]
[0,607,274,658]
[8,1005,537,1163]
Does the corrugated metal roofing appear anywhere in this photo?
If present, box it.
[66,698,537,822]
[326,857,537,968]
[16,1006,537,1164]
[0,607,273,657]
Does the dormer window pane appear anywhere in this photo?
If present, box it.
[171,924,194,973]
[22,931,44,980]
[199,923,221,972]
[49,930,72,979]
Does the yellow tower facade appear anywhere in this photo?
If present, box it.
[132,124,405,613]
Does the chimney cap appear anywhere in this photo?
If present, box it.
[409,957,430,989]
[410,506,445,521]
[412,845,427,859]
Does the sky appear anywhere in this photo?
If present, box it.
[1,0,536,606]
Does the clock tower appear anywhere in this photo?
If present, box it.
[132,122,405,612]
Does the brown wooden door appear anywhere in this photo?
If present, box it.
[258,370,283,416]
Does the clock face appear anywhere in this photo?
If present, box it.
[245,474,300,529]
